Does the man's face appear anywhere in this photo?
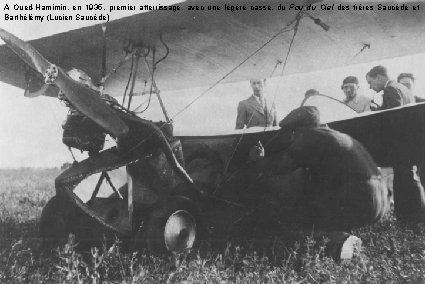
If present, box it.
[399,77,414,90]
[366,74,385,92]
[342,83,358,100]
[250,80,264,96]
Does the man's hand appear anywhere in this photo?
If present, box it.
[249,141,265,161]
[370,92,383,111]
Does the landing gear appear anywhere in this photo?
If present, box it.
[133,196,204,254]
[39,195,75,246]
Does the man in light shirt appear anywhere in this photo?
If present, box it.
[236,79,277,129]
[341,76,370,113]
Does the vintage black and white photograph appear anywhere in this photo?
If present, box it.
[0,0,424,282]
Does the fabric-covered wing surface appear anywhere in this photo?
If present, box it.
[0,0,424,96]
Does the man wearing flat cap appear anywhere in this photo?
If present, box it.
[251,106,390,230]
[300,89,320,107]
[341,76,370,113]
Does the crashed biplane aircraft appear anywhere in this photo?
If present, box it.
[0,0,424,260]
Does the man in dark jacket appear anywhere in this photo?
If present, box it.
[366,65,415,109]
[366,65,424,224]
[251,106,390,230]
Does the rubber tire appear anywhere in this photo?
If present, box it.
[136,196,205,254]
[39,195,74,246]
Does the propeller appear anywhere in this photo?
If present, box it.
[0,28,129,139]
[24,84,50,98]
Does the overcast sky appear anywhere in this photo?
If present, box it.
[0,1,424,168]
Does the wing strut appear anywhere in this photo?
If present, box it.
[151,42,171,123]
[136,46,171,123]
[99,24,107,96]
[127,50,141,109]
[154,85,171,123]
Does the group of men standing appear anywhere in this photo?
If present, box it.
[343,67,422,113]
[235,66,421,129]
[235,65,424,226]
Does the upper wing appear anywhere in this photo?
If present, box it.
[0,0,424,96]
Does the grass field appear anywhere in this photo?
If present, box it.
[0,168,424,283]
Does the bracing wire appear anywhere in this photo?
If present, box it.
[134,49,156,114]
[155,33,170,66]
[169,26,295,122]
[281,12,303,75]
[220,110,258,182]
[130,80,148,113]
[132,37,170,115]
[221,13,302,177]
[253,12,309,156]
[120,12,302,161]
[122,54,135,106]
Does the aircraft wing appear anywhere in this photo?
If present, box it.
[178,103,424,170]
[0,0,424,96]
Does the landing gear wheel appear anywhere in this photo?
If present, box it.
[164,210,196,251]
[39,195,74,246]
[138,196,204,254]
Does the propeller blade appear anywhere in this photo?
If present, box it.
[0,28,129,139]
[24,84,50,97]
[55,69,129,138]
[0,28,50,74]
